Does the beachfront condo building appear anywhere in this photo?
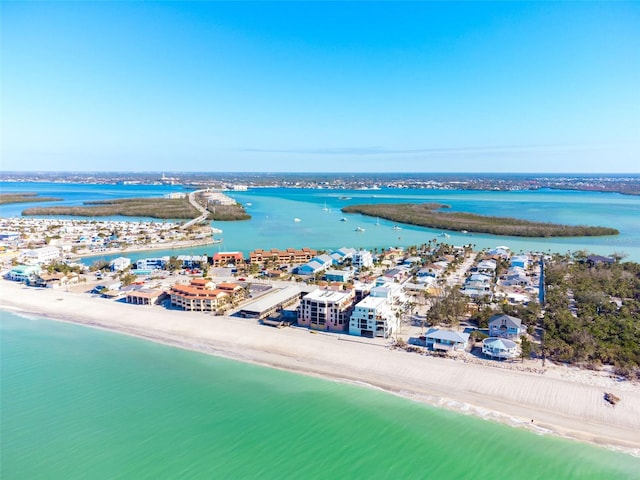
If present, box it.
[170,278,231,312]
[298,288,356,332]
[349,295,396,338]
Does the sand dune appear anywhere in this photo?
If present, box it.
[1,280,638,455]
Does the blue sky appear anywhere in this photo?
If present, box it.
[2,1,639,173]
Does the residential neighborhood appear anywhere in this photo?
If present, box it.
[2,216,551,366]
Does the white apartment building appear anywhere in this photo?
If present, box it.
[371,279,408,308]
[298,289,355,332]
[349,295,397,338]
[22,246,61,264]
[352,249,374,270]
[110,257,132,272]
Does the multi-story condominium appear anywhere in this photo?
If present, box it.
[351,249,374,270]
[349,295,396,338]
[249,247,316,266]
[22,246,61,264]
[136,257,169,270]
[352,281,373,302]
[298,288,355,332]
[371,279,407,309]
[215,282,248,304]
[212,251,244,267]
[170,278,232,312]
[110,256,131,272]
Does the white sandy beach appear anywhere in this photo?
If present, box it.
[1,280,639,455]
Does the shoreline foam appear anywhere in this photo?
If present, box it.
[1,280,639,457]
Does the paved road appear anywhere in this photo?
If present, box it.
[181,189,210,229]
[445,254,475,287]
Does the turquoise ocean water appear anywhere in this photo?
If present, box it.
[2,182,639,262]
[2,312,639,479]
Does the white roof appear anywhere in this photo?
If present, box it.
[355,295,388,309]
[303,289,352,303]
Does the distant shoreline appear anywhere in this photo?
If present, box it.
[2,173,639,196]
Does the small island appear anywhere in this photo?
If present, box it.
[0,192,62,205]
[342,203,619,237]
[22,197,251,221]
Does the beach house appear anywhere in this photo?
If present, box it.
[488,314,523,339]
[7,265,41,282]
[424,328,470,352]
[482,337,519,359]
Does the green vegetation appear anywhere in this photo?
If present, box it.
[342,203,618,237]
[0,192,62,205]
[543,256,640,378]
[23,198,200,219]
[46,261,82,275]
[205,204,251,221]
[22,197,251,221]
[428,286,468,327]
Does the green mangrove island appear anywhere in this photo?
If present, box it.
[342,203,619,237]
[0,192,62,205]
[22,198,251,221]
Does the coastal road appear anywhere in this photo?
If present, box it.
[182,190,210,230]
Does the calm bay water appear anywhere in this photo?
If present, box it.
[2,181,638,262]
[2,312,638,479]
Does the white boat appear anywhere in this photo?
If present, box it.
[322,202,329,212]
[439,232,450,238]
[294,218,302,222]
[375,217,380,226]
[246,202,252,206]
[461,230,468,234]
[340,217,347,222]
[393,225,402,230]
[355,226,365,232]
